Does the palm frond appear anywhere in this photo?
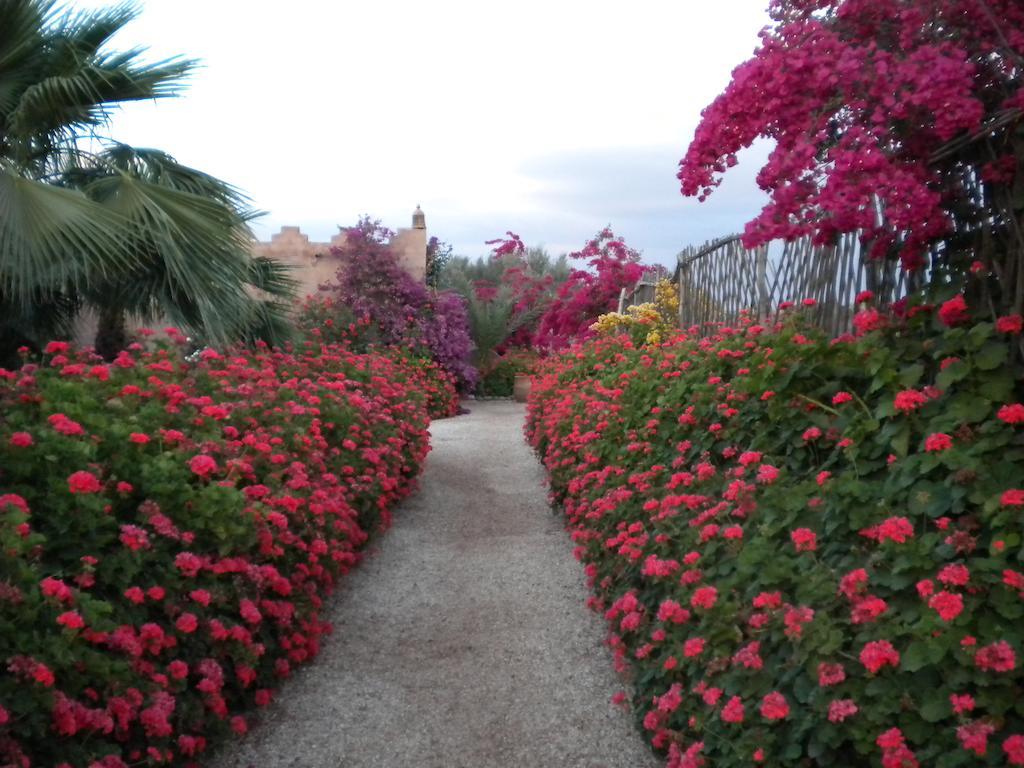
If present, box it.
[0,162,129,299]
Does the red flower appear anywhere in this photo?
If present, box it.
[998,404,1024,425]
[893,389,928,413]
[938,564,970,586]
[974,641,1016,672]
[957,721,995,756]
[950,694,975,714]
[759,691,789,720]
[928,590,964,622]
[818,662,846,687]
[175,613,199,634]
[1001,489,1024,508]
[859,640,900,673]
[924,433,953,452]
[33,663,55,687]
[721,696,744,723]
[832,391,853,405]
[1005,735,1024,765]
[828,699,858,723]
[791,527,817,552]
[56,611,84,630]
[996,314,1023,334]
[188,454,219,478]
[690,586,718,610]
[67,470,102,494]
[129,432,150,444]
[9,431,33,447]
[938,295,969,326]
[683,637,705,657]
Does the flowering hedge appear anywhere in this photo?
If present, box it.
[527,300,1024,766]
[0,337,442,766]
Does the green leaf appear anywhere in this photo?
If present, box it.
[974,342,1008,371]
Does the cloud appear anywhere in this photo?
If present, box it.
[419,143,773,268]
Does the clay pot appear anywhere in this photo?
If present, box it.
[513,373,532,403]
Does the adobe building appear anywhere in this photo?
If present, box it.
[252,206,428,298]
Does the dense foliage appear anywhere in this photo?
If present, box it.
[475,349,539,398]
[0,336,447,766]
[528,297,1024,767]
[533,228,648,350]
[309,217,476,391]
[677,0,1024,284]
[0,0,294,361]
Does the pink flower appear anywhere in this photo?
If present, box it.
[683,637,706,657]
[818,662,846,687]
[48,413,85,436]
[860,640,900,673]
[928,590,964,621]
[1001,489,1024,507]
[950,693,975,714]
[924,433,953,452]
[40,577,74,603]
[33,663,55,687]
[168,660,189,679]
[9,432,33,447]
[721,696,744,723]
[832,391,853,405]
[802,426,822,441]
[67,470,102,494]
[938,295,969,326]
[957,721,995,756]
[975,641,1016,672]
[851,596,887,624]
[876,516,914,544]
[996,314,1023,334]
[56,611,84,629]
[175,613,199,634]
[998,404,1024,424]
[1004,734,1024,765]
[123,586,145,604]
[759,691,789,720]
[791,527,817,552]
[119,524,151,551]
[938,564,970,586]
[129,432,150,444]
[690,586,718,610]
[828,699,858,723]
[894,389,928,413]
[188,454,218,478]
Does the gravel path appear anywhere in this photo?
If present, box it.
[212,400,656,768]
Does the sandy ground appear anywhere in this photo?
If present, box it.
[212,400,657,768]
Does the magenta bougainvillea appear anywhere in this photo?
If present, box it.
[316,217,476,390]
[533,227,648,350]
[528,297,1024,767]
[677,0,1024,271]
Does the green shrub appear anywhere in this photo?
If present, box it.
[527,300,1024,767]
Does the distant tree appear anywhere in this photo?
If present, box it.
[0,0,294,360]
[425,236,453,288]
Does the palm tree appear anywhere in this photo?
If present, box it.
[0,0,294,360]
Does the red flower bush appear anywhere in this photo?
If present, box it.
[0,337,440,766]
[527,300,1023,766]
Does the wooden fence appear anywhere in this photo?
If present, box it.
[671,233,932,337]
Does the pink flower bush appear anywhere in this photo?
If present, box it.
[0,338,446,765]
[677,0,1023,273]
[527,305,1024,766]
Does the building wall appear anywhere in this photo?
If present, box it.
[252,209,428,300]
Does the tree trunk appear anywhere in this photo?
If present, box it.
[94,305,129,360]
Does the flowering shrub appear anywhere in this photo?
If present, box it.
[527,299,1024,766]
[311,216,476,390]
[677,0,1024,273]
[591,279,680,347]
[534,228,648,350]
[0,337,435,766]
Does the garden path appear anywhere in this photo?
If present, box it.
[213,400,656,768]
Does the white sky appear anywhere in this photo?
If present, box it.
[77,0,773,267]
